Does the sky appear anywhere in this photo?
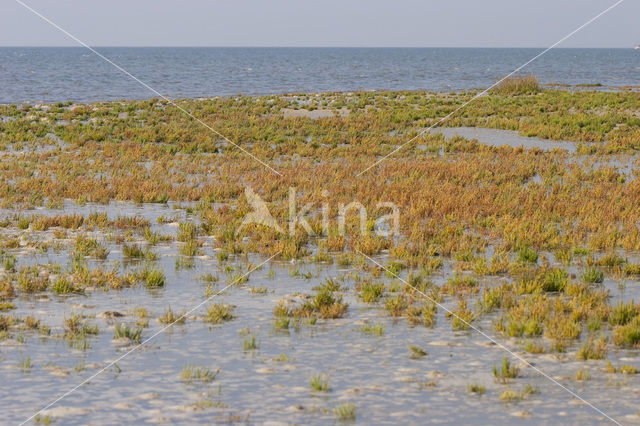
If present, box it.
[0,0,638,48]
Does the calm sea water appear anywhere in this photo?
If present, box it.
[0,47,638,103]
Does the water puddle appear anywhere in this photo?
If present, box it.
[431,127,581,153]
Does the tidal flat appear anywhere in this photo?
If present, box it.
[1,79,640,424]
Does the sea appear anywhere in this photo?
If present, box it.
[0,47,638,104]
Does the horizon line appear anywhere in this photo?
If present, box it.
[0,45,636,49]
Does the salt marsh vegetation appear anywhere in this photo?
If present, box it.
[1,85,640,424]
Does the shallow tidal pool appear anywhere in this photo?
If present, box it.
[0,201,639,425]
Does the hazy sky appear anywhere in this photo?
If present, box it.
[1,0,638,48]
